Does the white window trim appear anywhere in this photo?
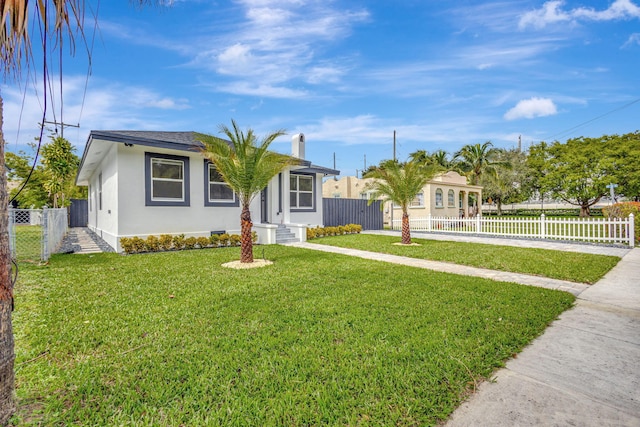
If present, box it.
[207,164,235,203]
[290,174,315,211]
[151,158,185,202]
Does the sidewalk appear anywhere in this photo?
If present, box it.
[446,247,640,426]
[289,232,640,426]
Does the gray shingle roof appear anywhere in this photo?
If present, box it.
[89,130,205,150]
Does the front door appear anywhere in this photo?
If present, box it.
[261,187,268,223]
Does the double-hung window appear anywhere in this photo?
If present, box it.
[448,189,455,207]
[435,188,444,207]
[145,153,190,206]
[205,162,239,207]
[410,192,424,208]
[290,174,314,210]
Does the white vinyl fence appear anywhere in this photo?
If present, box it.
[392,214,635,247]
[8,208,69,262]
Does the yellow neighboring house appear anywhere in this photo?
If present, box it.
[322,171,483,224]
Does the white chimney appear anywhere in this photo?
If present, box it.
[292,133,305,159]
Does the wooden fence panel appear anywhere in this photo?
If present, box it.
[323,198,383,230]
[69,199,88,227]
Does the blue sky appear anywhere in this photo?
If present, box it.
[3,0,639,176]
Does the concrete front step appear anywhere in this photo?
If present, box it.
[275,225,299,244]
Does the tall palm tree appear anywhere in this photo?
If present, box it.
[1,2,168,423]
[364,159,440,245]
[197,120,297,263]
[453,141,502,185]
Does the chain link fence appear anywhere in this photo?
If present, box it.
[8,208,69,262]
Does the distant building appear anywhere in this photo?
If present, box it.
[323,171,483,224]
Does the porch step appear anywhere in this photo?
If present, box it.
[276,225,299,244]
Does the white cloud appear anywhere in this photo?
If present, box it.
[504,97,558,120]
[623,32,640,47]
[216,82,308,98]
[192,1,369,97]
[2,76,192,150]
[519,0,640,29]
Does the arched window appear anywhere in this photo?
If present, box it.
[448,189,455,207]
[435,188,443,207]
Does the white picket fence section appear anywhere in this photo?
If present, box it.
[392,213,635,247]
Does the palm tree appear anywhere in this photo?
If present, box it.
[1,2,167,423]
[453,141,501,185]
[364,159,440,245]
[197,120,297,263]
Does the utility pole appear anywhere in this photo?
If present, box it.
[43,120,80,138]
[390,130,396,230]
[393,130,396,161]
[364,154,367,171]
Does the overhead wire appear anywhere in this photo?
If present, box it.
[10,1,50,204]
[544,97,640,142]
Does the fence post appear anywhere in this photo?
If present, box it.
[475,214,481,234]
[629,214,635,248]
[540,213,546,239]
[8,209,15,258]
[42,207,49,262]
[427,214,432,232]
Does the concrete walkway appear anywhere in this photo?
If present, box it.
[289,232,640,426]
[290,241,590,295]
[59,227,114,254]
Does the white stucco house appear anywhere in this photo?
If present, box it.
[76,131,339,252]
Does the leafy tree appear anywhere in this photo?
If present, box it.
[524,141,551,208]
[41,135,83,207]
[409,149,454,170]
[364,159,441,244]
[608,131,640,201]
[5,148,48,208]
[6,136,85,208]
[1,1,167,423]
[540,136,615,217]
[453,141,503,185]
[481,148,527,215]
[197,120,297,263]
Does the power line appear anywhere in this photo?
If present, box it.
[545,97,640,142]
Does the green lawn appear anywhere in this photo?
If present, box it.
[13,246,574,426]
[313,234,620,284]
[12,225,42,262]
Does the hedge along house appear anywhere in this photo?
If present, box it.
[76,131,339,252]
[323,171,483,224]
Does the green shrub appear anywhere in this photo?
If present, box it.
[209,234,220,247]
[196,236,210,248]
[184,237,197,249]
[252,231,258,243]
[159,234,173,251]
[229,234,241,246]
[306,228,316,239]
[173,234,186,250]
[218,233,230,246]
[145,235,160,252]
[603,201,640,244]
[307,224,362,240]
[120,237,134,254]
[130,237,146,253]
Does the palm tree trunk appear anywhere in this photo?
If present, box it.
[240,204,253,263]
[0,94,16,425]
[401,210,411,245]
